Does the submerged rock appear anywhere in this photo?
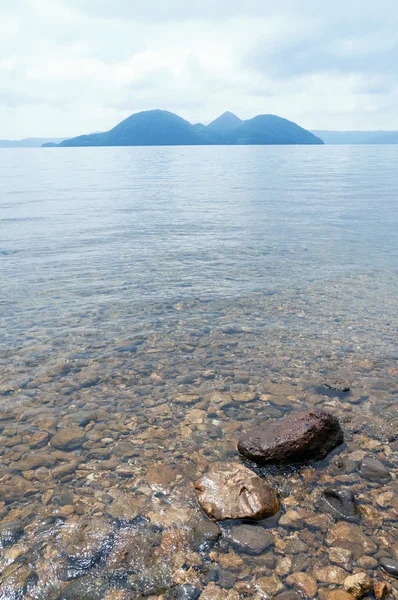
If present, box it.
[194,521,221,549]
[58,518,114,570]
[194,462,280,521]
[320,488,359,521]
[230,524,274,554]
[56,577,107,600]
[0,520,24,547]
[326,522,377,558]
[237,409,343,465]
[379,557,398,578]
[51,429,86,451]
[343,573,372,598]
[358,456,391,482]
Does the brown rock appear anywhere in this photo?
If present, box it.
[373,581,391,599]
[51,429,86,451]
[256,575,285,596]
[343,573,373,598]
[326,522,377,558]
[194,462,280,521]
[238,409,343,465]
[315,566,348,584]
[106,493,143,524]
[285,572,318,598]
[11,453,56,471]
[200,582,240,599]
[327,593,356,600]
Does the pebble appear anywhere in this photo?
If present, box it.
[358,456,391,482]
[56,577,107,600]
[328,547,354,570]
[326,522,377,558]
[276,593,302,600]
[172,584,201,599]
[373,581,391,599]
[343,572,373,598]
[194,521,221,549]
[320,488,359,521]
[256,575,284,596]
[380,557,398,578]
[327,592,356,600]
[230,525,274,555]
[51,429,86,451]
[285,572,318,598]
[315,566,348,584]
[58,517,114,570]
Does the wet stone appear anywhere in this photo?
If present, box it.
[320,488,360,521]
[171,584,201,599]
[104,527,160,580]
[0,520,24,547]
[373,581,391,599]
[380,557,398,578]
[193,520,221,549]
[0,564,38,599]
[11,452,57,471]
[218,570,237,589]
[285,572,318,598]
[230,524,274,555]
[106,494,142,524]
[51,429,86,451]
[56,577,108,600]
[343,573,372,598]
[238,408,343,465]
[58,517,114,570]
[326,522,377,558]
[112,442,136,458]
[194,462,280,521]
[276,594,302,600]
[358,456,391,482]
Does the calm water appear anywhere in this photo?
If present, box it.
[0,146,397,599]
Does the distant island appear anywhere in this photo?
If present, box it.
[53,110,323,147]
[0,137,68,149]
[311,130,398,144]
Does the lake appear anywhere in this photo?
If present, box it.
[0,146,397,598]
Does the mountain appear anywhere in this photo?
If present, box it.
[312,130,398,144]
[60,110,216,147]
[0,137,66,148]
[55,109,323,147]
[207,111,243,133]
[227,115,323,145]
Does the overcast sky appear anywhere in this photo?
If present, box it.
[1,0,398,138]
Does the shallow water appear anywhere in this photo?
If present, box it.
[0,146,397,599]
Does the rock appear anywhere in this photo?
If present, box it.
[322,382,351,394]
[112,442,136,458]
[327,593,356,600]
[256,575,285,596]
[237,409,343,465]
[200,582,239,599]
[51,429,86,451]
[56,577,107,600]
[11,453,57,471]
[343,573,373,598]
[0,520,24,547]
[373,581,391,599]
[58,518,114,569]
[172,584,201,599]
[22,431,51,448]
[104,527,159,579]
[218,571,237,589]
[356,556,378,569]
[194,521,221,549]
[285,572,318,598]
[358,457,391,482]
[194,462,280,521]
[326,522,377,558]
[284,539,308,555]
[380,557,398,578]
[328,547,353,570]
[320,488,359,521]
[315,566,348,584]
[230,525,274,555]
[276,593,302,600]
[106,493,142,524]
[0,564,37,598]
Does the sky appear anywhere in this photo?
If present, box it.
[1,0,398,139]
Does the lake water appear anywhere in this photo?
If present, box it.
[0,146,397,599]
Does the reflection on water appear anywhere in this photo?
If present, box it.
[0,146,397,598]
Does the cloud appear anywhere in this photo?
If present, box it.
[0,0,398,137]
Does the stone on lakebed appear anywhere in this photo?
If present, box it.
[238,408,343,465]
[194,462,280,521]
